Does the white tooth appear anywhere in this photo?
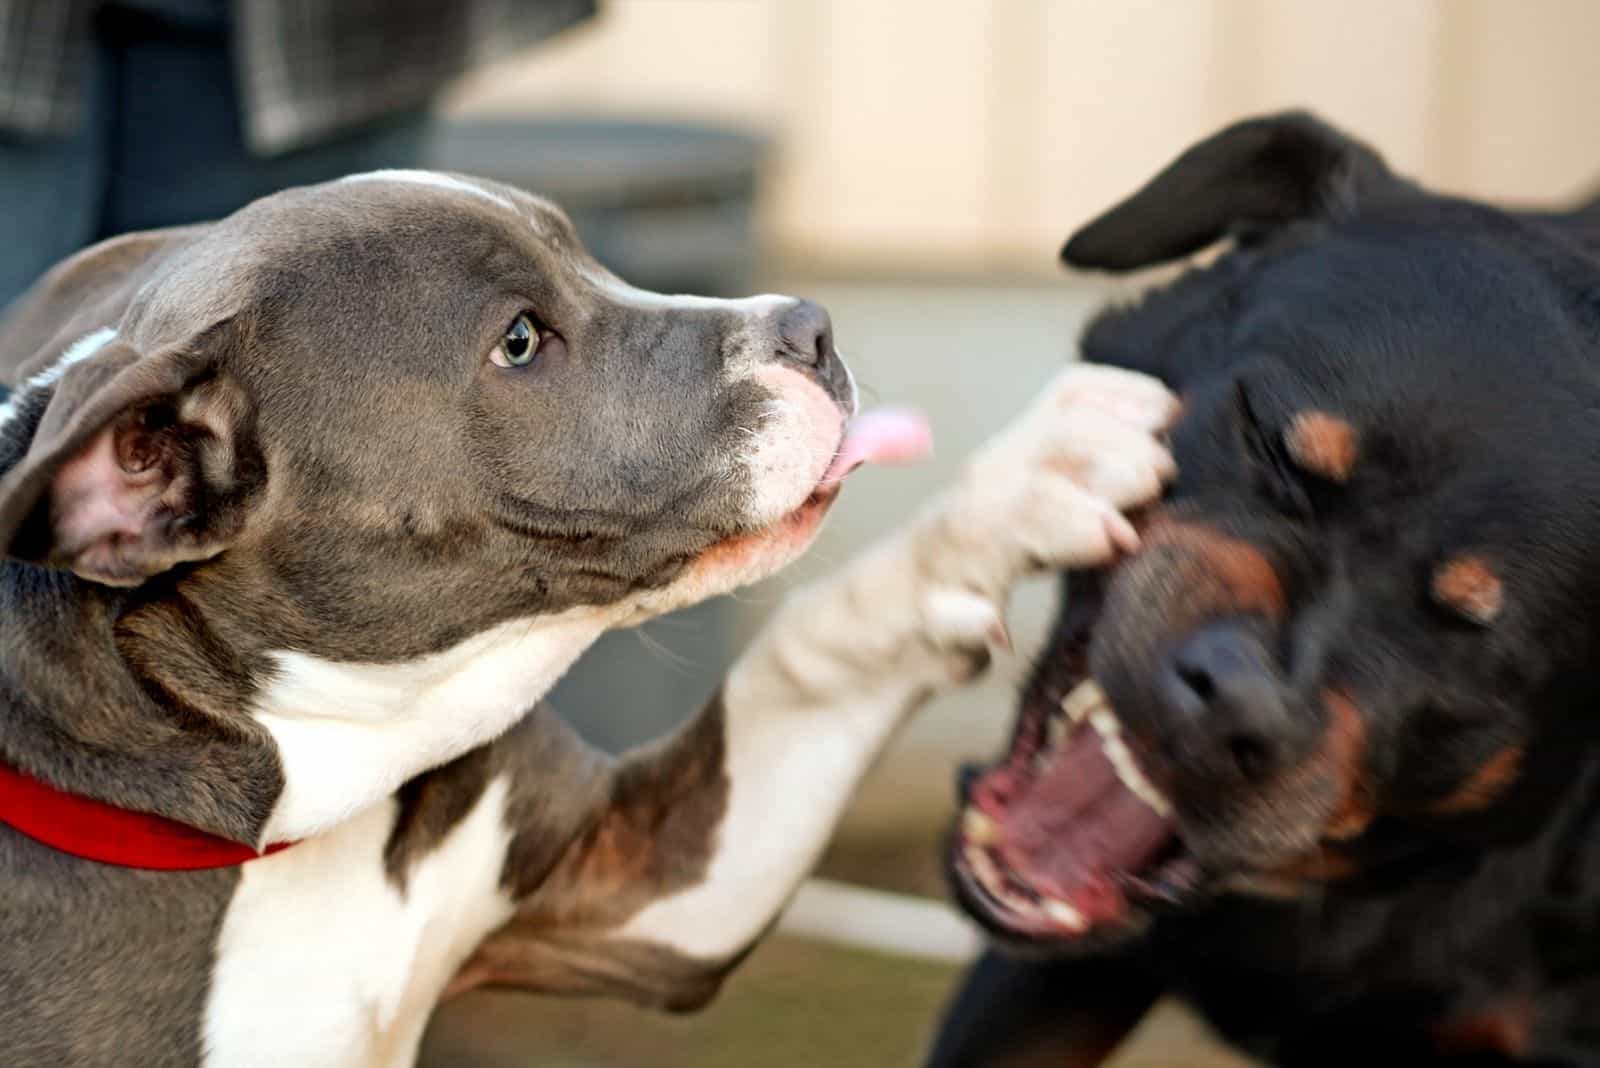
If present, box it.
[1061,679,1105,723]
[1061,685,1176,818]
[968,845,1003,893]
[1043,899,1087,932]
[997,887,1041,917]
[1046,711,1068,748]
[966,845,1044,919]
[1091,708,1174,818]
[963,809,996,845]
[1088,705,1121,739]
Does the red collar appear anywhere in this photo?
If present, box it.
[0,759,293,870]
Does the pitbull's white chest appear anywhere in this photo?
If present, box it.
[201,778,515,1068]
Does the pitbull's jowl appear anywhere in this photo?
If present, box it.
[0,169,1175,1067]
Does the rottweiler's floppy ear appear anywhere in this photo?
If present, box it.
[1062,111,1398,271]
[0,324,263,586]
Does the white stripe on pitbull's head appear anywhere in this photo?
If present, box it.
[254,608,610,843]
[0,326,116,432]
[339,169,517,213]
[204,777,516,1067]
[578,263,792,315]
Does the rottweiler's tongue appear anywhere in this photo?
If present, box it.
[983,695,1176,924]
[823,407,933,483]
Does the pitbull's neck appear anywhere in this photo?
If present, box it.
[0,565,616,847]
[243,606,612,843]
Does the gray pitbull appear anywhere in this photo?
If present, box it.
[0,169,1175,1067]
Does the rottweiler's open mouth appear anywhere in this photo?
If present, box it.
[952,571,1203,943]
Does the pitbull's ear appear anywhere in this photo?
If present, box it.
[1061,111,1399,272]
[0,323,263,586]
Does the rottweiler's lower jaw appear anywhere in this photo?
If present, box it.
[952,669,1198,950]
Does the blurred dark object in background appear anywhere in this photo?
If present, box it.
[429,117,766,297]
[0,0,595,308]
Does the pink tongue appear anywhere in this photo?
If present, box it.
[822,406,933,483]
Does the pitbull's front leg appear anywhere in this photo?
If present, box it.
[457,365,1177,1009]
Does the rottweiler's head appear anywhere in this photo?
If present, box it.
[953,112,1600,950]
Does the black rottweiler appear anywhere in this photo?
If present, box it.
[932,113,1600,1067]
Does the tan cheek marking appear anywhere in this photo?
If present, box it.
[1433,995,1537,1057]
[1320,690,1374,840]
[1429,745,1524,815]
[1254,693,1372,891]
[1142,518,1287,621]
[1270,845,1361,884]
[1284,410,1359,482]
[1431,554,1505,624]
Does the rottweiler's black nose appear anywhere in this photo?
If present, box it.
[1159,621,1301,783]
[776,299,834,369]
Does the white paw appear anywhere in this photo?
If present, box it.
[953,362,1178,576]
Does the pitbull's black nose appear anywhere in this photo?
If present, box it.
[776,299,836,371]
[1159,621,1303,783]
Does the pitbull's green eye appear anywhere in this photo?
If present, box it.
[492,314,541,368]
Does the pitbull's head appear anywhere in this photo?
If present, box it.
[952,114,1600,950]
[0,172,865,627]
[0,171,922,838]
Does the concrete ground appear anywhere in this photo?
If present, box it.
[421,936,1252,1068]
[421,278,1252,1066]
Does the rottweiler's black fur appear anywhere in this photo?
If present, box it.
[932,114,1600,1066]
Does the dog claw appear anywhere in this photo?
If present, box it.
[986,617,1012,652]
[923,587,1006,655]
[1103,507,1140,556]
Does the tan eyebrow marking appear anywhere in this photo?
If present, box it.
[1284,410,1359,483]
[1431,553,1505,625]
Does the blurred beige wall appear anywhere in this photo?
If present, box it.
[445,0,1600,273]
